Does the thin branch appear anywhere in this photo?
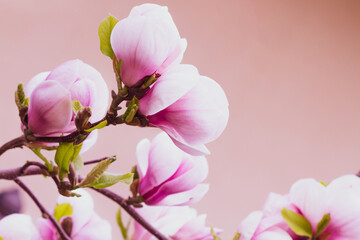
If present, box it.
[0,135,26,156]
[84,156,114,165]
[0,165,42,180]
[89,186,170,240]
[13,178,71,240]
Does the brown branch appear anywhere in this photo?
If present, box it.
[13,178,71,240]
[0,135,26,156]
[84,156,114,165]
[89,186,170,240]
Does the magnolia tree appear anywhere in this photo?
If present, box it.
[0,3,359,240]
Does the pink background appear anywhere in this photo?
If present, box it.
[1,0,360,238]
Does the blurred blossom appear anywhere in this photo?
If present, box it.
[111,3,186,87]
[139,64,229,156]
[0,214,39,240]
[133,204,221,240]
[136,132,209,206]
[238,175,360,240]
[38,189,112,240]
[25,59,109,152]
[0,189,21,219]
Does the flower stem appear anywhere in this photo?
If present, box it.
[0,135,26,156]
[13,178,71,240]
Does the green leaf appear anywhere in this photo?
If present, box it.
[78,157,117,187]
[122,97,139,123]
[73,155,84,171]
[211,227,222,240]
[71,100,83,114]
[0,236,3,240]
[86,172,133,189]
[84,120,108,132]
[55,143,82,179]
[117,208,128,239]
[320,181,327,187]
[281,208,313,238]
[99,14,119,59]
[53,203,73,222]
[233,232,241,240]
[15,83,26,109]
[315,213,331,237]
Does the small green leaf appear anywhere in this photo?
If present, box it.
[122,97,139,123]
[211,227,222,240]
[233,232,241,240]
[320,181,327,187]
[86,172,133,189]
[55,143,82,179]
[281,208,313,238]
[71,100,83,114]
[78,157,117,187]
[315,213,331,237]
[84,120,108,132]
[99,14,119,59]
[73,155,84,171]
[53,203,73,222]
[117,208,128,239]
[15,83,26,109]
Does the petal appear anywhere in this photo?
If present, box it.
[28,80,72,135]
[238,211,263,240]
[80,130,98,154]
[322,175,360,238]
[139,132,182,195]
[289,178,327,230]
[57,189,94,234]
[46,59,109,121]
[153,184,209,206]
[136,138,151,179]
[37,218,57,240]
[111,16,180,87]
[0,214,38,240]
[168,136,210,156]
[147,76,229,150]
[157,38,187,73]
[72,214,112,240]
[145,156,208,204]
[173,214,211,240]
[25,71,50,97]
[139,64,199,116]
[256,227,292,240]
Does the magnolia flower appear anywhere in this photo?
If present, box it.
[38,189,112,240]
[237,193,293,240]
[238,175,360,240]
[133,205,221,240]
[136,132,209,206]
[25,59,109,152]
[0,214,39,240]
[139,64,229,156]
[110,3,186,87]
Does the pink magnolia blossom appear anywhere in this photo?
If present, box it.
[25,59,109,152]
[238,175,360,240]
[139,64,229,156]
[132,205,221,240]
[136,132,209,206]
[0,214,39,240]
[237,193,293,240]
[110,3,186,87]
[38,189,112,240]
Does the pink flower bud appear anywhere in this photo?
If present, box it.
[136,132,209,206]
[139,64,229,156]
[133,205,221,240]
[110,4,186,87]
[25,59,109,151]
[38,189,112,240]
[0,214,39,240]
